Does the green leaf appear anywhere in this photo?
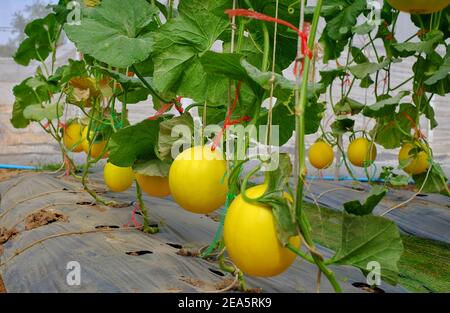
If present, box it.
[352,22,375,35]
[413,92,438,129]
[393,30,444,55]
[335,97,365,115]
[325,0,367,41]
[133,159,171,177]
[363,91,410,118]
[241,60,322,102]
[152,0,229,104]
[14,14,59,66]
[64,0,156,68]
[201,52,249,81]
[10,76,56,128]
[158,113,195,161]
[416,50,450,96]
[390,175,409,187]
[424,48,450,85]
[349,58,390,79]
[109,119,161,167]
[331,118,355,136]
[256,154,296,246]
[318,0,367,61]
[318,31,348,63]
[318,68,345,91]
[350,47,369,64]
[372,103,417,149]
[49,59,88,85]
[176,57,230,106]
[332,212,404,285]
[23,103,64,122]
[413,164,450,196]
[343,185,388,216]
[257,102,295,146]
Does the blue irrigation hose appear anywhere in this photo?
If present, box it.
[0,164,39,170]
[306,175,385,183]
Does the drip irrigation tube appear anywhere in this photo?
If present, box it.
[306,175,385,183]
[0,164,39,170]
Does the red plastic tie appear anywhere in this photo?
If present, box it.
[401,112,426,139]
[211,81,251,151]
[148,97,184,120]
[225,9,313,76]
[124,204,142,229]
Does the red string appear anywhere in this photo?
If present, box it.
[401,112,426,139]
[225,9,313,76]
[148,97,184,120]
[148,103,173,120]
[293,22,311,76]
[123,204,142,229]
[211,81,252,151]
[174,96,184,114]
[64,155,70,176]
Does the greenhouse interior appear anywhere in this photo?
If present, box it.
[0,0,449,300]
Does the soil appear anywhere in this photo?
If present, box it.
[0,227,18,244]
[180,276,206,288]
[0,274,6,293]
[177,247,200,257]
[0,169,22,182]
[206,212,221,222]
[215,278,238,291]
[24,209,68,231]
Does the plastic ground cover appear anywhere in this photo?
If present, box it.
[0,172,407,293]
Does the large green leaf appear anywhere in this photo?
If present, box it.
[318,68,345,92]
[108,119,161,167]
[331,118,355,136]
[257,102,295,146]
[133,159,171,177]
[331,212,404,285]
[343,185,388,216]
[64,0,156,68]
[413,164,450,196]
[152,0,229,105]
[241,60,322,103]
[49,59,88,85]
[253,153,296,246]
[319,0,367,62]
[23,103,64,122]
[200,52,258,94]
[158,114,195,161]
[372,103,417,149]
[335,97,365,115]
[349,58,390,79]
[393,30,444,55]
[424,47,450,86]
[10,76,56,128]
[14,14,59,66]
[415,51,450,97]
[325,0,367,41]
[363,91,410,118]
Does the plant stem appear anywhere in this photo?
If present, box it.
[121,89,127,128]
[294,0,342,293]
[132,65,171,104]
[261,22,270,72]
[136,182,159,234]
[168,0,174,20]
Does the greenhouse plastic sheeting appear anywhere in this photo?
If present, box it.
[303,180,450,245]
[0,172,406,293]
